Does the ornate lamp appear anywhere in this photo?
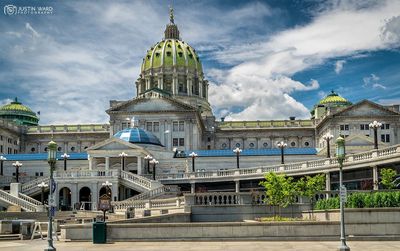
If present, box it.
[37,181,48,205]
[61,153,70,171]
[12,161,22,183]
[119,152,128,171]
[149,159,159,180]
[45,139,57,251]
[369,120,382,149]
[144,154,153,173]
[189,152,198,172]
[323,133,334,158]
[233,147,242,169]
[277,141,287,164]
[0,156,6,176]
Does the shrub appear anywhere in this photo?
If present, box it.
[314,191,400,210]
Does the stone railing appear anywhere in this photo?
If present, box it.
[54,169,119,179]
[119,170,154,190]
[112,196,184,211]
[21,177,49,194]
[0,176,39,187]
[0,189,38,212]
[18,192,43,206]
[158,144,400,182]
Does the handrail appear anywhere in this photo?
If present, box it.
[21,177,49,194]
[18,193,43,206]
[54,169,119,178]
[112,196,184,210]
[0,189,38,211]
[119,170,153,189]
[158,144,400,181]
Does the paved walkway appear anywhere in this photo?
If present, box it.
[1,240,400,251]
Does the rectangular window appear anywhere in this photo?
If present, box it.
[381,134,385,142]
[173,138,178,146]
[0,145,2,153]
[386,124,390,130]
[0,135,2,141]
[40,172,43,176]
[173,122,179,132]
[179,138,185,146]
[340,125,344,131]
[381,134,390,142]
[360,124,364,130]
[179,121,184,131]
[153,122,159,132]
[35,172,39,177]
[344,125,349,130]
[146,122,153,132]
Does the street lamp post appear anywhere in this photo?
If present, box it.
[119,152,128,171]
[233,147,242,169]
[12,161,22,183]
[189,152,198,172]
[323,134,334,158]
[336,135,350,251]
[45,140,57,251]
[369,120,382,149]
[149,159,159,180]
[37,182,48,205]
[61,153,70,171]
[144,155,153,173]
[0,156,6,176]
[277,141,287,164]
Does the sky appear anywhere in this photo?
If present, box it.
[0,0,400,124]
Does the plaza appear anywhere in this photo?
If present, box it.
[1,1,400,250]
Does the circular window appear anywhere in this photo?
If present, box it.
[235,143,241,147]
[57,147,62,151]
[31,147,35,152]
[221,143,227,149]
[291,142,296,147]
[44,147,48,152]
[304,142,310,147]
[263,142,268,148]
[249,143,255,148]
[84,146,88,149]
[70,147,75,152]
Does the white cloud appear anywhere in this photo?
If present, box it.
[25,23,40,38]
[334,60,346,74]
[363,73,387,89]
[208,0,400,120]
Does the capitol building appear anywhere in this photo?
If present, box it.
[0,9,399,211]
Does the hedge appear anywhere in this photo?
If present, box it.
[315,191,400,210]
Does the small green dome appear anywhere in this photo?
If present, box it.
[141,39,203,75]
[0,97,39,126]
[318,91,352,106]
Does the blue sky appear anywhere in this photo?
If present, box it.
[0,0,400,124]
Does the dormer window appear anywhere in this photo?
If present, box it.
[166,51,171,56]
[155,52,160,57]
[167,44,171,48]
[147,55,151,59]
[178,52,183,57]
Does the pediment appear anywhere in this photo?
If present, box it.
[107,94,196,113]
[334,100,399,117]
[87,137,143,151]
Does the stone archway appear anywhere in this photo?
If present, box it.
[99,186,112,198]
[59,187,72,211]
[79,186,92,210]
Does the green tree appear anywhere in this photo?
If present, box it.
[297,174,326,214]
[380,168,398,189]
[259,172,295,217]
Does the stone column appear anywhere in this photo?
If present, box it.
[373,165,379,190]
[187,77,192,96]
[71,184,78,209]
[88,157,93,170]
[325,172,331,199]
[172,75,178,95]
[235,180,240,193]
[199,80,203,98]
[137,156,142,175]
[190,182,195,194]
[105,157,110,171]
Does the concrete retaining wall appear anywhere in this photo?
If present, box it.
[110,213,190,224]
[190,204,311,222]
[303,208,400,223]
[61,220,400,241]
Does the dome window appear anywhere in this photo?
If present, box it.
[178,52,183,57]
[155,52,160,57]
[291,142,296,147]
[31,147,35,152]
[71,147,75,152]
[167,44,171,48]
[157,45,161,48]
[188,54,193,58]
[147,55,151,59]
[196,57,199,61]
[166,51,172,56]
[177,44,181,49]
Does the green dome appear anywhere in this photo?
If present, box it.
[318,91,352,106]
[0,97,39,126]
[141,39,203,75]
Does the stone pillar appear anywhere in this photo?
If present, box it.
[187,78,192,96]
[137,156,142,175]
[88,157,93,170]
[373,165,379,190]
[105,157,110,171]
[235,180,240,193]
[325,172,331,199]
[10,183,21,197]
[199,80,203,98]
[71,184,78,209]
[190,182,195,194]
[172,75,178,95]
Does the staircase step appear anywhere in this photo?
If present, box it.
[0,234,22,241]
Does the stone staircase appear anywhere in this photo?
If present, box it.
[21,177,49,196]
[119,170,163,192]
[0,189,42,212]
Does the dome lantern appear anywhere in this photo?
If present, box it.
[0,97,39,126]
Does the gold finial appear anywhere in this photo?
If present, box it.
[169,5,174,24]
